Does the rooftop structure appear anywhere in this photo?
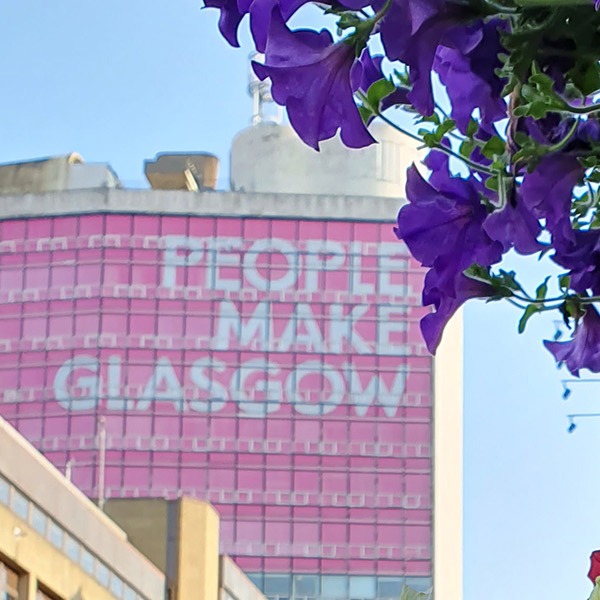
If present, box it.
[0,153,120,196]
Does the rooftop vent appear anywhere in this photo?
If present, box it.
[144,153,219,191]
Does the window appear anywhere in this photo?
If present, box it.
[349,577,376,600]
[377,578,403,599]
[264,575,291,598]
[48,521,63,549]
[247,574,263,591]
[10,490,28,520]
[0,478,9,505]
[65,535,80,562]
[293,575,318,597]
[0,561,19,600]
[321,576,348,599]
[30,506,47,536]
[110,574,123,598]
[80,549,94,575]
[405,578,431,593]
[96,562,110,587]
[123,585,136,600]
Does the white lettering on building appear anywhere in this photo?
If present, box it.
[52,356,407,417]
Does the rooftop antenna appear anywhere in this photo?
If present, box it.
[65,458,74,482]
[248,52,283,125]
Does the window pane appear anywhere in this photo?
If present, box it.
[48,521,63,549]
[322,576,348,599]
[294,575,318,596]
[377,578,403,598]
[30,506,47,536]
[405,578,431,593]
[81,549,95,575]
[1,561,20,600]
[65,535,80,562]
[11,489,28,520]
[96,562,110,587]
[247,574,264,591]
[264,575,291,596]
[0,477,9,505]
[110,574,124,598]
[123,585,136,600]
[349,576,376,599]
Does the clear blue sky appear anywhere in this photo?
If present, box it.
[1,2,599,599]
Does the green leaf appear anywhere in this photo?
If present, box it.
[568,61,600,97]
[518,304,540,334]
[559,275,571,291]
[535,277,550,301]
[464,264,492,283]
[528,100,551,119]
[512,105,530,118]
[433,118,456,142]
[393,68,410,87]
[421,133,437,148]
[466,119,478,137]
[496,270,521,292]
[459,141,475,159]
[580,156,599,169]
[559,301,572,329]
[485,176,499,191]
[399,586,430,600]
[358,105,373,126]
[529,71,555,95]
[366,78,397,111]
[421,113,441,126]
[513,131,531,147]
[337,12,362,30]
[481,136,506,159]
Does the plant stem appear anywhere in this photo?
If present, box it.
[547,118,579,152]
[376,112,495,175]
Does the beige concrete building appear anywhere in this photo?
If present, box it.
[0,417,266,600]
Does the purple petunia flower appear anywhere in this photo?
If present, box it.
[351,49,386,95]
[433,18,507,133]
[203,0,311,52]
[238,0,310,51]
[483,193,543,256]
[520,153,584,246]
[551,229,600,296]
[395,164,502,274]
[204,0,244,47]
[252,8,375,150]
[520,115,600,154]
[379,0,484,117]
[544,305,600,376]
[351,49,410,115]
[421,270,495,353]
[394,164,503,352]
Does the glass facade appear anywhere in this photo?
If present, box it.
[0,214,432,593]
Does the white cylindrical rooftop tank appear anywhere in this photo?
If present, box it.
[230,121,421,198]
